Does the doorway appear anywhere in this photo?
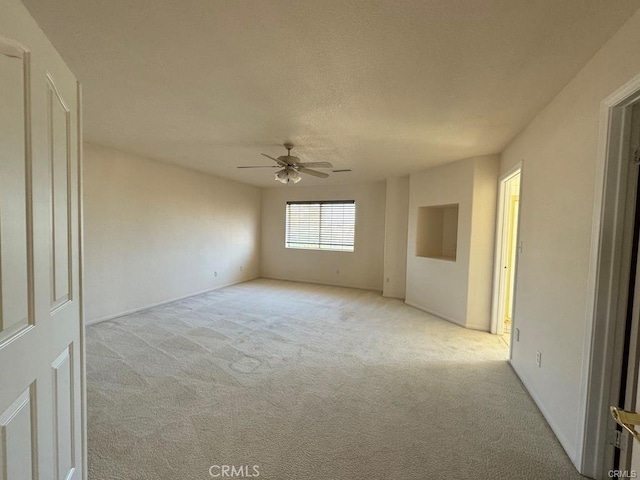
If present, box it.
[581,78,640,478]
[491,167,522,350]
[613,102,640,475]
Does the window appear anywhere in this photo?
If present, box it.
[286,201,356,252]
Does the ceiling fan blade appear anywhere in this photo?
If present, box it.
[297,161,333,168]
[237,165,279,168]
[298,167,329,178]
[261,153,287,166]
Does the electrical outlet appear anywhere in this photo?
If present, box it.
[214,271,218,277]
[536,351,542,367]
[515,328,520,342]
[386,277,390,283]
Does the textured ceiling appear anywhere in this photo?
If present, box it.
[22,0,640,187]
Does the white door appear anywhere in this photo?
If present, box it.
[491,167,521,345]
[501,173,520,337]
[0,1,85,479]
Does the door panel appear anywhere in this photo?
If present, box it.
[48,75,72,313]
[0,386,36,479]
[0,40,32,342]
[0,1,85,479]
[52,346,75,480]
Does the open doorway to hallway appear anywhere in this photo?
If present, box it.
[582,77,640,479]
[615,100,640,479]
[608,100,640,476]
[492,168,521,350]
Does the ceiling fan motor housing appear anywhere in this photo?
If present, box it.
[279,155,300,165]
[238,143,333,183]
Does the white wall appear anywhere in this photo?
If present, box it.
[406,155,499,330]
[500,7,640,468]
[383,176,409,299]
[468,158,500,329]
[261,182,386,291]
[83,143,261,322]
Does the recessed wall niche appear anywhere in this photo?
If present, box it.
[415,204,459,261]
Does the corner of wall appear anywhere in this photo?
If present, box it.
[257,186,266,279]
[465,155,500,331]
[383,175,410,299]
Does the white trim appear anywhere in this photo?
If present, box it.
[76,80,88,480]
[405,300,489,331]
[490,193,505,334]
[405,301,463,326]
[490,178,506,335]
[261,275,382,293]
[85,278,257,325]
[500,162,524,185]
[0,35,29,59]
[579,74,640,477]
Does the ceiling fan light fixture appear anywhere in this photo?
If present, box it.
[275,167,301,184]
[288,169,302,183]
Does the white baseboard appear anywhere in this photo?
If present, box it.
[405,301,465,327]
[86,277,256,326]
[382,292,406,300]
[465,320,492,332]
[405,301,489,332]
[261,275,382,293]
[510,361,578,466]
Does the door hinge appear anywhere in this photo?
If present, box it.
[633,148,640,164]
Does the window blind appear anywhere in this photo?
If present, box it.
[285,201,356,252]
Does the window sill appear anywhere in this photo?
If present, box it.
[285,246,354,253]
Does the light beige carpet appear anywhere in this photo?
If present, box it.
[87,279,586,479]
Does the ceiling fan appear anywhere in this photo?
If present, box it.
[237,143,333,184]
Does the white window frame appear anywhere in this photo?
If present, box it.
[285,200,356,252]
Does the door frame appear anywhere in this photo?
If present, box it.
[490,163,522,353]
[579,74,640,478]
[77,82,88,480]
